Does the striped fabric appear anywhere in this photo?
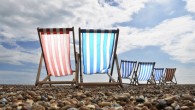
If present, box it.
[153,68,164,81]
[121,61,137,78]
[39,28,72,76]
[137,62,155,81]
[82,31,115,74]
[165,68,176,81]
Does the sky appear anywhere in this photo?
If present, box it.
[0,0,195,84]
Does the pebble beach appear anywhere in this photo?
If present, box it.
[0,84,195,110]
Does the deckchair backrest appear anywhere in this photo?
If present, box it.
[38,28,75,76]
[153,68,164,81]
[121,60,137,78]
[79,28,119,75]
[136,62,155,81]
[164,68,176,81]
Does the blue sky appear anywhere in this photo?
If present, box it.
[0,0,195,84]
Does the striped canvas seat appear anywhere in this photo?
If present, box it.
[82,30,115,74]
[163,68,177,85]
[40,28,72,76]
[153,68,164,84]
[120,60,137,84]
[35,27,78,86]
[78,28,123,87]
[120,60,137,78]
[132,62,155,85]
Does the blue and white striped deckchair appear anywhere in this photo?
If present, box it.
[120,60,137,84]
[78,28,123,87]
[132,62,155,85]
[153,68,164,84]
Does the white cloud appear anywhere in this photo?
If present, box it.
[118,16,195,63]
[162,32,195,63]
[0,0,149,41]
[0,45,40,65]
[185,0,195,13]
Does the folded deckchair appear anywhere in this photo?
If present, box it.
[78,28,123,87]
[35,27,79,86]
[120,60,137,84]
[132,62,155,85]
[153,68,164,85]
[162,68,177,85]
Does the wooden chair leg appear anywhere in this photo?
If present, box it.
[48,77,52,87]
[79,54,83,83]
[174,76,177,84]
[115,54,123,88]
[35,54,43,86]
[75,52,80,87]
[129,78,133,85]
[107,73,116,82]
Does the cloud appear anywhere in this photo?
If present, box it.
[185,0,195,13]
[128,0,187,28]
[0,0,149,41]
[0,44,40,65]
[118,16,195,63]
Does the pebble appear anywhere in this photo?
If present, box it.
[80,106,90,110]
[48,95,54,100]
[181,106,190,110]
[28,91,37,96]
[0,98,8,104]
[165,106,173,110]
[86,104,95,109]
[136,96,145,103]
[134,106,142,110]
[117,95,128,101]
[61,105,72,110]
[182,94,194,102]
[41,95,48,101]
[17,94,23,100]
[32,103,45,110]
[157,99,166,109]
[165,96,174,105]
[98,102,111,107]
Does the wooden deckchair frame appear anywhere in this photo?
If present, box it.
[119,60,137,85]
[153,68,164,85]
[78,28,123,87]
[131,62,156,85]
[162,68,177,85]
[35,27,79,86]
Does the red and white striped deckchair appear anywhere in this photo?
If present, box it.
[35,27,79,86]
[162,68,177,85]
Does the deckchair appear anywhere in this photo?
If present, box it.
[35,27,79,86]
[120,60,137,84]
[132,62,155,85]
[162,68,177,85]
[78,28,123,87]
[153,68,164,85]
